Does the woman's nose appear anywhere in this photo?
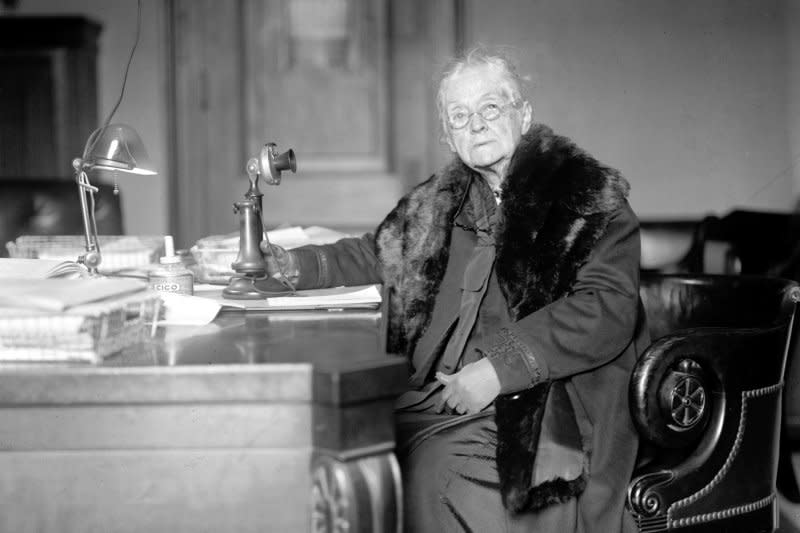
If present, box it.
[469,113,488,132]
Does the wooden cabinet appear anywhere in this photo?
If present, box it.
[0,16,101,179]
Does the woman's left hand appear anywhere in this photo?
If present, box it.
[436,358,501,414]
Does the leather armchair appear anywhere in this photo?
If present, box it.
[627,273,800,532]
[641,210,800,505]
[0,177,123,257]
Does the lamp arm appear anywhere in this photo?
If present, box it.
[73,158,102,274]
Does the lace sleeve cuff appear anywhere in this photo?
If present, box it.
[484,327,548,394]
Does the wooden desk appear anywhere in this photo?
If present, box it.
[0,309,407,533]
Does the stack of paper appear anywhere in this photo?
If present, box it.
[262,284,382,310]
[196,284,382,311]
[0,278,147,311]
[0,278,159,363]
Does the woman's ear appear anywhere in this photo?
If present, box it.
[446,134,457,153]
[438,116,458,152]
[438,134,457,152]
[521,101,533,133]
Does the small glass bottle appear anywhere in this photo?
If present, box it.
[149,235,194,295]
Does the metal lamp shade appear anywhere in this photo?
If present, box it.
[82,123,156,175]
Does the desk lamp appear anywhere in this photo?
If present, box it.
[72,123,156,274]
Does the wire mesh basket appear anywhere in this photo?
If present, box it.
[6,235,164,273]
[190,234,239,284]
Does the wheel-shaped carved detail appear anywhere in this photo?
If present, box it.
[669,375,706,428]
[311,459,354,533]
[654,358,712,445]
[632,355,713,448]
[310,453,403,533]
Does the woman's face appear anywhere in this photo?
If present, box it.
[442,64,532,179]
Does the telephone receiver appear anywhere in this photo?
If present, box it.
[247,142,296,186]
[222,142,297,300]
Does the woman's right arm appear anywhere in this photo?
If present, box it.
[265,234,383,289]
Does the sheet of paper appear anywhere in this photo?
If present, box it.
[302,226,352,244]
[156,293,222,325]
[265,226,311,249]
[195,225,351,253]
[0,258,88,279]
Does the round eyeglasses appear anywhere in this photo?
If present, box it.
[446,101,521,130]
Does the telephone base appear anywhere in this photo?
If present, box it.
[222,275,267,300]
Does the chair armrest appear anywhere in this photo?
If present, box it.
[627,325,789,520]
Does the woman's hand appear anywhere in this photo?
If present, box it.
[436,358,501,414]
[259,242,299,284]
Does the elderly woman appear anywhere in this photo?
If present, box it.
[264,47,648,532]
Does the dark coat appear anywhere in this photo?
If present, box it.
[374,124,649,531]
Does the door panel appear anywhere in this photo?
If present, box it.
[243,0,387,173]
[170,0,459,247]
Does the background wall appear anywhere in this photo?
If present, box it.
[7,0,169,237]
[5,0,800,236]
[789,0,800,201]
[465,0,800,217]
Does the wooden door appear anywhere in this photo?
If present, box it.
[169,0,460,247]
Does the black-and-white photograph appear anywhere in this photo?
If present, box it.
[0,1,799,532]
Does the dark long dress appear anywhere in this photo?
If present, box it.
[291,177,645,532]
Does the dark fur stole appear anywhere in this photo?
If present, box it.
[375,123,629,513]
[495,381,589,513]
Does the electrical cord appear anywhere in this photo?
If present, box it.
[83,0,142,161]
[258,228,299,296]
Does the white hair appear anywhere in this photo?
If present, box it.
[436,45,531,136]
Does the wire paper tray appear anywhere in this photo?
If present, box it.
[6,235,164,273]
[0,290,161,364]
[190,226,352,284]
